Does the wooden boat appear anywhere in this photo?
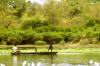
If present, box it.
[11,52,57,55]
[11,44,57,55]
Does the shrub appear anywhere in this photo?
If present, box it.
[1,29,36,45]
[93,24,100,31]
[43,32,62,44]
[84,16,100,27]
[34,40,47,45]
[0,40,6,45]
[60,40,66,45]
[79,39,90,45]
[48,25,65,32]
[61,32,76,42]
[80,38,98,45]
[64,26,81,33]
[19,30,36,44]
[64,27,72,32]
[92,31,100,41]
[6,30,24,45]
[0,31,7,41]
[34,26,50,33]
[20,17,49,29]
[33,33,44,41]
[72,35,81,43]
[34,25,65,33]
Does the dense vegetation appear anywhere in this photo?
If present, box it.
[0,0,100,45]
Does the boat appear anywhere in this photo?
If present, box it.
[11,44,57,55]
[11,52,57,55]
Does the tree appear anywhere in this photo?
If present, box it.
[42,1,62,25]
[25,3,41,17]
[0,0,26,28]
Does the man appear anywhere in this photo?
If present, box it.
[13,44,17,52]
[48,43,53,52]
[48,41,55,52]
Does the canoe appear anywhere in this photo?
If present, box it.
[11,52,57,55]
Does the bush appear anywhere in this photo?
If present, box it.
[18,29,36,44]
[0,31,7,41]
[34,40,47,45]
[0,40,6,45]
[4,30,24,45]
[60,40,66,45]
[33,33,44,41]
[80,38,98,45]
[20,17,49,29]
[61,32,76,42]
[92,31,100,41]
[79,39,90,45]
[0,29,36,45]
[43,32,62,44]
[34,26,50,33]
[34,25,65,33]
[72,35,81,43]
[84,16,100,27]
[48,26,65,32]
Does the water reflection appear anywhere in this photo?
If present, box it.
[0,64,5,66]
[1,53,100,66]
[32,62,35,66]
[13,54,100,66]
[22,61,27,66]
[13,56,17,66]
[22,61,46,66]
[50,55,53,66]
[20,55,55,66]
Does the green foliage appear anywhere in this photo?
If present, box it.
[85,18,100,27]
[80,39,90,45]
[0,15,19,28]
[34,40,47,45]
[1,0,100,45]
[61,32,76,42]
[34,25,65,33]
[92,32,100,41]
[60,40,66,45]
[43,32,62,44]
[20,17,49,29]
[0,29,36,45]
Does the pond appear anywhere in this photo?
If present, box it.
[0,53,100,66]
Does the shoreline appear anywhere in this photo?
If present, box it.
[1,44,100,54]
[1,48,100,54]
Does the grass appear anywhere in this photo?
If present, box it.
[0,49,12,54]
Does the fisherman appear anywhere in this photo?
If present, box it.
[48,43,53,52]
[13,44,18,52]
[48,41,54,52]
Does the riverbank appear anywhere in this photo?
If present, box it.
[1,44,100,54]
[1,48,100,54]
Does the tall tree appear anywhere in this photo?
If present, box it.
[0,0,26,28]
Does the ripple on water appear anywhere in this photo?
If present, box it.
[57,53,84,54]
[0,54,10,55]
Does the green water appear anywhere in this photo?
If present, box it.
[0,53,100,66]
